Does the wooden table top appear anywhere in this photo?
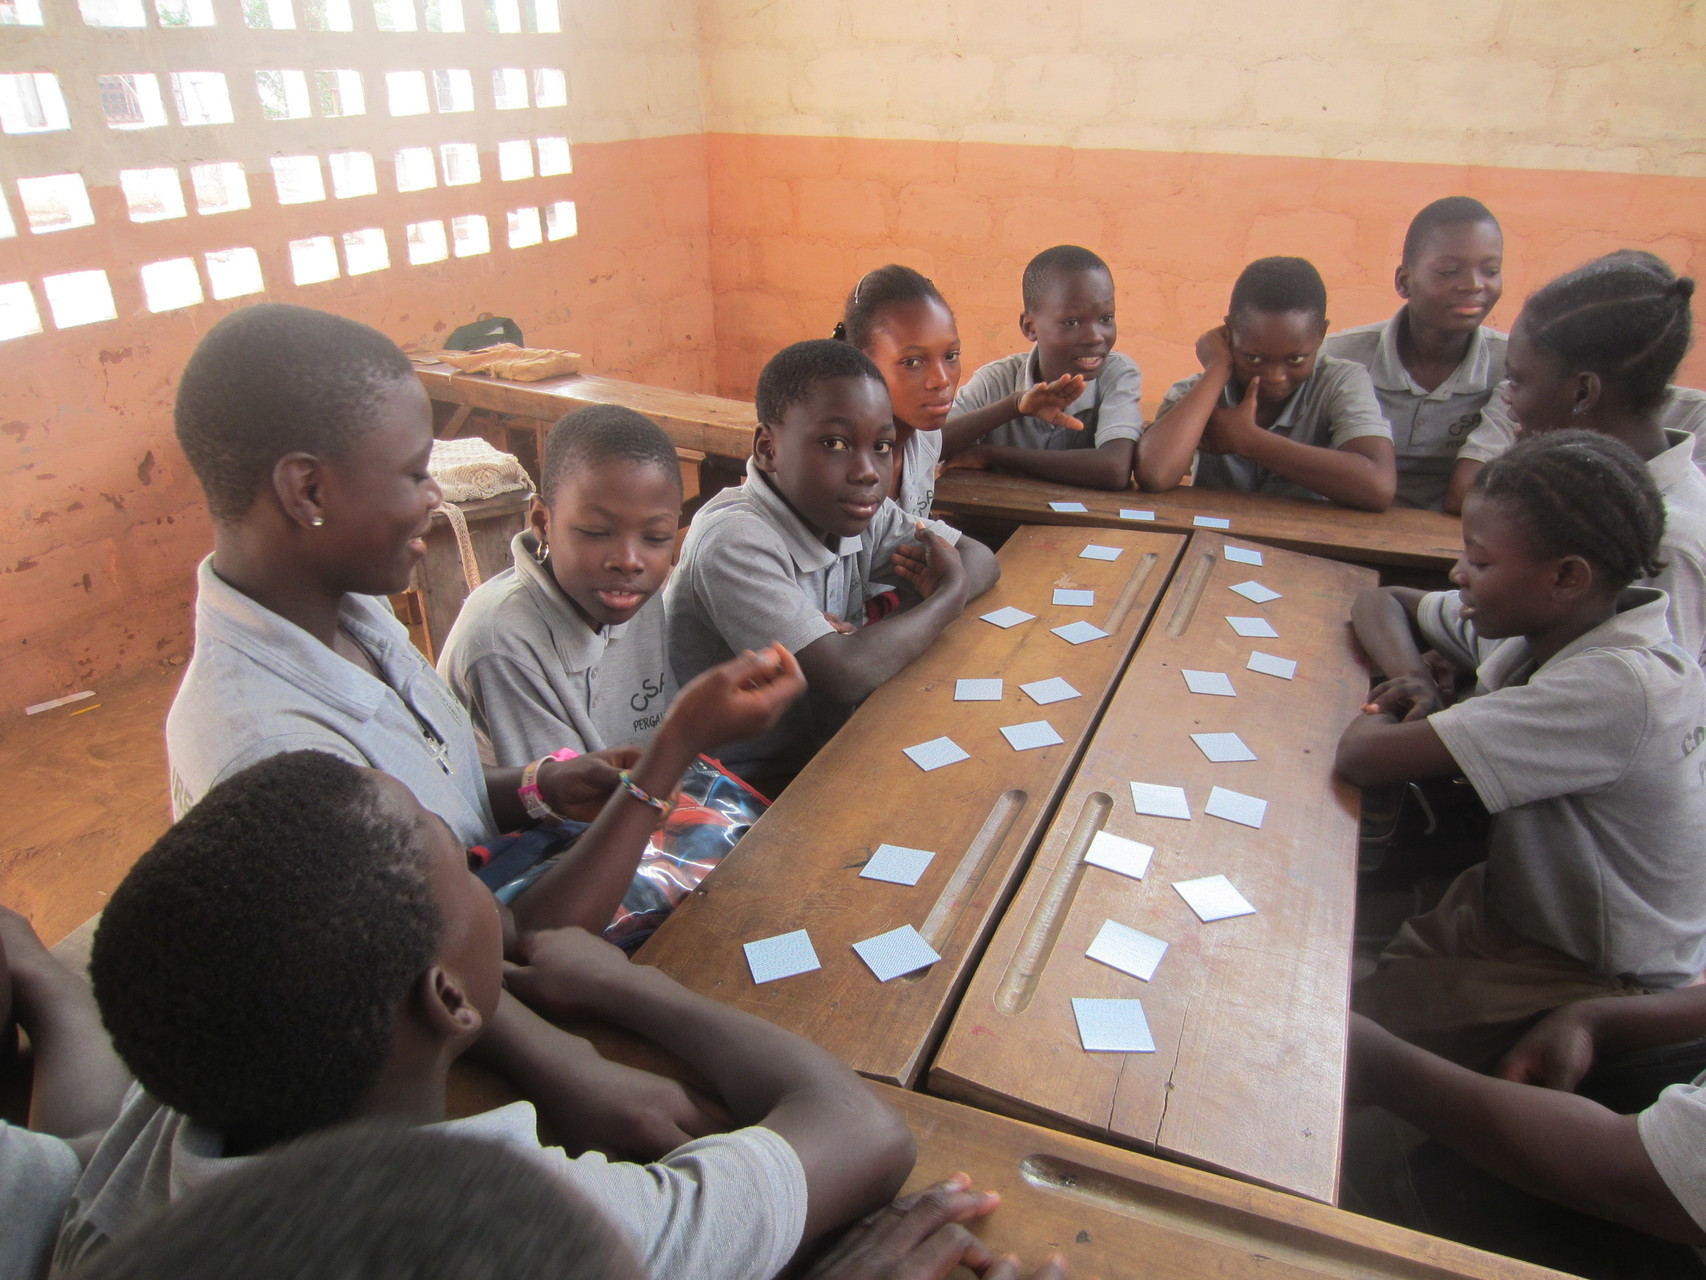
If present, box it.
[931,530,1374,1203]
[633,525,1187,1086]
[933,468,1464,572]
[414,361,757,462]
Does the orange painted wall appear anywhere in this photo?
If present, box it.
[0,132,714,710]
[706,133,1706,403]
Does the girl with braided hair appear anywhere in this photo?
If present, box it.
[1338,430,1706,1070]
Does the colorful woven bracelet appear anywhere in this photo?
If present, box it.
[617,769,672,814]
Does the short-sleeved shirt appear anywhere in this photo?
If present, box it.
[1418,586,1706,986]
[1156,356,1392,503]
[166,557,495,846]
[52,1087,808,1280]
[1649,430,1706,663]
[1457,385,1706,468]
[950,348,1144,451]
[1640,1072,1706,1234]
[436,532,676,767]
[1321,312,1507,510]
[2,1122,81,1280]
[895,428,943,522]
[665,461,961,784]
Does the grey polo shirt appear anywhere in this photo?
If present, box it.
[436,532,676,768]
[1420,586,1706,986]
[665,461,960,786]
[950,347,1144,451]
[896,428,943,521]
[1458,384,1706,469]
[1321,312,1508,510]
[1650,429,1706,662]
[1157,355,1392,503]
[166,556,496,846]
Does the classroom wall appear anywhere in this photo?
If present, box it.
[699,0,1706,399]
[0,0,713,709]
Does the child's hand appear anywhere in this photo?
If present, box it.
[802,1174,1008,1280]
[943,444,991,472]
[551,1053,731,1162]
[1017,374,1087,431]
[538,747,640,822]
[503,926,637,1022]
[823,612,857,635]
[1496,1002,1599,1092]
[1194,324,1235,373]
[1200,377,1260,456]
[667,642,806,751]
[891,524,965,601]
[1360,674,1443,722]
[1421,649,1461,709]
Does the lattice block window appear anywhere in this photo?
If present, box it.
[533,68,564,108]
[273,155,326,203]
[372,0,415,30]
[43,270,117,328]
[527,0,557,31]
[421,0,460,29]
[0,282,43,340]
[483,0,518,32]
[141,257,204,311]
[1,0,47,23]
[302,0,353,29]
[506,205,539,248]
[329,150,377,197]
[171,72,235,125]
[0,194,14,239]
[544,199,574,240]
[536,135,570,176]
[440,141,479,185]
[491,66,526,109]
[0,73,71,134]
[17,174,94,234]
[206,246,264,298]
[154,0,215,25]
[433,68,474,112]
[120,168,188,221]
[290,235,339,284]
[451,213,488,257]
[406,219,447,264]
[394,146,436,191]
[80,0,148,27]
[343,226,389,273]
[497,139,532,181]
[190,162,249,214]
[244,0,295,28]
[256,69,312,119]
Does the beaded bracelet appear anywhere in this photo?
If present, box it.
[518,747,579,822]
[617,769,672,814]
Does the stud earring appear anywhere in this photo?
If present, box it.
[310,516,326,527]
[1572,403,1587,416]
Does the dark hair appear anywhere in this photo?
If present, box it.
[69,1127,641,1280]
[831,265,951,350]
[1472,429,1666,587]
[1022,245,1112,311]
[1229,256,1328,323]
[539,404,682,506]
[1401,196,1500,265]
[755,339,885,426]
[175,303,416,523]
[1518,254,1695,413]
[90,752,439,1151]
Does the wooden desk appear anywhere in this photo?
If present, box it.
[933,469,1463,573]
[413,361,757,464]
[634,525,1188,1087]
[883,1085,1565,1280]
[932,531,1374,1203]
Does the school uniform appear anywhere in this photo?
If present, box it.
[52,1086,808,1280]
[1649,429,1706,662]
[167,557,495,846]
[1320,314,1507,509]
[895,428,942,522]
[1355,586,1706,1067]
[665,460,960,789]
[1457,384,1706,471]
[2,1122,80,1280]
[950,348,1143,452]
[1156,356,1392,503]
[436,532,675,768]
[1640,1076,1706,1235]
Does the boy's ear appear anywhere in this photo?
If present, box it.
[526,494,551,546]
[418,964,484,1046]
[752,422,779,474]
[1394,262,1412,300]
[1018,310,1038,343]
[273,452,326,529]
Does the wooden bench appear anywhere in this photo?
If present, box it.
[931,530,1374,1203]
[933,469,1464,573]
[633,525,1188,1087]
[413,360,756,464]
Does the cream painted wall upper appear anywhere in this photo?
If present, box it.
[701,0,1706,176]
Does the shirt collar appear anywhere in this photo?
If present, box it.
[511,531,613,670]
[1649,429,1698,496]
[1368,310,1499,398]
[744,460,862,572]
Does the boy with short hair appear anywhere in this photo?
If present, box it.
[1140,256,1397,511]
[1321,197,1510,510]
[55,750,916,1276]
[437,405,682,766]
[942,245,1142,490]
[667,340,1000,793]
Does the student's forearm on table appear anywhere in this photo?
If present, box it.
[802,586,967,703]
[1349,587,1432,679]
[978,440,1133,490]
[1361,1027,1702,1244]
[1335,713,1458,788]
[941,397,1021,456]
[1240,434,1395,511]
[13,966,131,1138]
[509,721,698,936]
[954,537,1001,597]
[1135,382,1222,490]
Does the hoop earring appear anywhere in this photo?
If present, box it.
[533,539,549,564]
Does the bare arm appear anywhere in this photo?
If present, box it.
[940,375,1086,459]
[1497,986,1706,1090]
[1137,328,1235,491]
[1218,425,1397,511]
[505,930,916,1247]
[510,647,806,936]
[1350,586,1433,681]
[0,907,131,1151]
[1334,710,1460,789]
[952,437,1134,491]
[1349,1013,1703,1245]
